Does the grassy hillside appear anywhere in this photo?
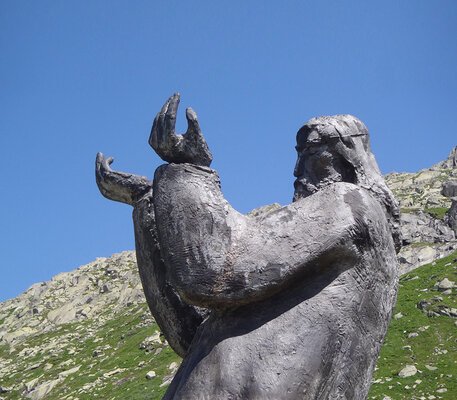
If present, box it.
[2,251,457,399]
[369,250,457,400]
[0,304,181,399]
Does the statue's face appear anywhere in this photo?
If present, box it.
[293,127,355,199]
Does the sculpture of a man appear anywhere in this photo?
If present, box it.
[96,94,400,400]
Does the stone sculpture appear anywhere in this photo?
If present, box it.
[96,94,401,399]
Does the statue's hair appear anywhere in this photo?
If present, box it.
[294,114,402,252]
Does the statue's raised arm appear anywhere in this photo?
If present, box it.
[95,125,208,358]
[97,94,401,400]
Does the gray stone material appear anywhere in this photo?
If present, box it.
[442,181,457,235]
[400,211,455,245]
[442,180,457,199]
[436,146,457,169]
[447,200,457,235]
[96,94,400,399]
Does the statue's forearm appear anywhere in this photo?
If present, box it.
[153,163,369,308]
[95,153,206,356]
[133,195,207,357]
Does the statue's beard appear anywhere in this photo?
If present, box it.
[293,178,317,201]
[293,177,339,202]
[293,172,346,202]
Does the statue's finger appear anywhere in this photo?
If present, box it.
[95,152,104,174]
[185,107,202,137]
[165,93,180,137]
[96,152,103,165]
[149,113,160,150]
[157,95,175,148]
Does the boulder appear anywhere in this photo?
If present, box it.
[398,365,418,378]
[442,181,457,198]
[26,378,62,400]
[146,371,156,380]
[436,278,455,291]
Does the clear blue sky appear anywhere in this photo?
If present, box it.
[1,1,456,301]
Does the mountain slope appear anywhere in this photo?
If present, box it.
[0,252,180,400]
[1,146,456,399]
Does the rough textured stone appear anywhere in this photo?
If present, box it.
[25,378,62,400]
[146,371,156,380]
[96,95,400,399]
[436,278,455,291]
[442,180,457,199]
[400,211,455,245]
[447,200,457,235]
[398,365,418,378]
[398,241,457,274]
[435,146,457,169]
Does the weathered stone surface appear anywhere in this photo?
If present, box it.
[27,379,61,400]
[447,200,457,235]
[146,370,157,380]
[398,241,457,274]
[442,180,457,199]
[148,93,212,167]
[58,365,81,379]
[400,211,455,245]
[434,146,457,169]
[398,365,418,378]
[436,278,455,291]
[97,96,400,399]
[385,147,457,210]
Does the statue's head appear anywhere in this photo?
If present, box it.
[293,114,401,251]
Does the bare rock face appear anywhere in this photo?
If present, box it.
[0,252,144,346]
[441,180,457,236]
[400,211,455,245]
[96,95,400,399]
[447,200,457,235]
[385,147,457,271]
[442,180,457,199]
[435,146,457,169]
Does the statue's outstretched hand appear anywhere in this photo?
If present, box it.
[149,93,212,167]
[95,152,150,205]
[96,152,114,176]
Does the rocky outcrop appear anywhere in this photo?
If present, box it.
[0,251,143,346]
[442,180,457,236]
[385,146,457,210]
[442,180,457,198]
[433,146,457,169]
[447,201,457,235]
[400,211,455,245]
[385,146,457,272]
[398,242,457,275]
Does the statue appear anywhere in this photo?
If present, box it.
[96,94,401,400]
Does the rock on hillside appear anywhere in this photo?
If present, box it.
[385,146,457,273]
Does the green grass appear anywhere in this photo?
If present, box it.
[369,250,457,399]
[401,207,420,214]
[425,207,449,220]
